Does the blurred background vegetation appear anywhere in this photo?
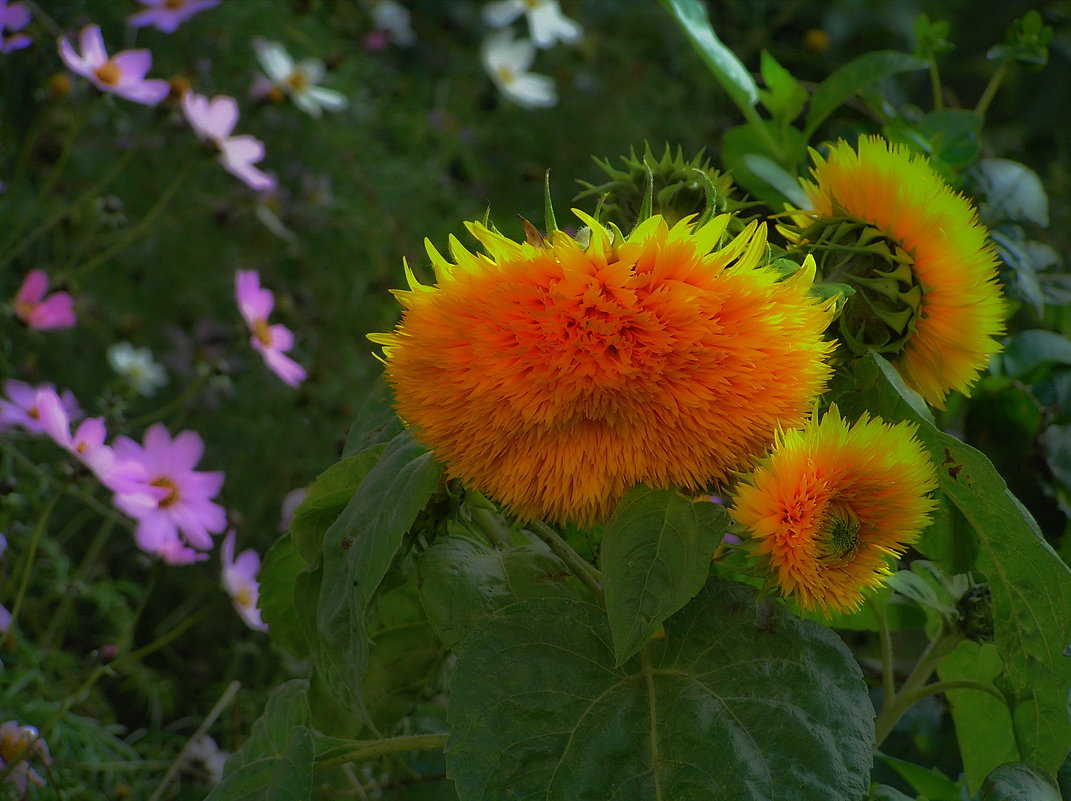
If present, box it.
[1,0,1069,797]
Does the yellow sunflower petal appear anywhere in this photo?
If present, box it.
[799,136,1006,408]
[373,212,835,525]
[729,405,938,615]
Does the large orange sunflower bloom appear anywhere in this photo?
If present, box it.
[372,212,834,525]
[729,405,938,614]
[797,136,1005,408]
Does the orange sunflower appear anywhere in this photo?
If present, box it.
[371,212,835,525]
[729,405,938,614]
[794,136,1005,408]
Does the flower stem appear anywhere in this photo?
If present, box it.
[73,164,197,280]
[873,625,961,747]
[1,494,57,647]
[147,680,241,801]
[929,60,944,111]
[40,518,118,650]
[873,601,896,711]
[317,734,449,770]
[975,60,1008,116]
[0,440,131,527]
[470,506,511,549]
[528,520,604,603]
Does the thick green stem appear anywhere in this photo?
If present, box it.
[873,602,896,711]
[928,60,944,111]
[317,734,449,770]
[528,520,604,602]
[975,60,1008,116]
[641,648,664,801]
[874,626,961,747]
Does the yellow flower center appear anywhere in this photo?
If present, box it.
[165,0,186,8]
[151,477,181,509]
[235,586,254,608]
[253,319,273,346]
[94,61,122,87]
[495,66,516,86]
[286,72,309,92]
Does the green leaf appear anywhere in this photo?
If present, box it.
[937,641,1020,793]
[602,487,726,665]
[207,727,315,801]
[981,763,1061,801]
[996,330,1071,379]
[722,122,807,209]
[447,578,873,801]
[742,153,810,207]
[315,429,441,718]
[343,377,405,457]
[876,754,959,801]
[229,680,311,770]
[289,446,386,564]
[758,50,807,124]
[260,533,310,659]
[868,785,916,801]
[975,159,1048,226]
[362,581,446,733]
[838,354,1071,773]
[265,727,315,801]
[659,0,759,110]
[804,51,928,138]
[417,534,579,649]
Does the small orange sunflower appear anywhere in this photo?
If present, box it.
[794,136,1005,408]
[371,212,835,525]
[729,405,938,615]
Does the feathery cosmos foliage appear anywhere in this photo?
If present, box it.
[730,406,938,614]
[373,212,834,524]
[795,136,1005,408]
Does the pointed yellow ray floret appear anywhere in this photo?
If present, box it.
[798,136,1006,408]
[729,405,938,615]
[372,211,836,525]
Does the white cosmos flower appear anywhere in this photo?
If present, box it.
[481,30,557,109]
[483,0,582,48]
[252,39,348,118]
[107,343,168,397]
[368,0,415,46]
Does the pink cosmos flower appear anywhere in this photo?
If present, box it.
[0,721,51,793]
[0,380,79,434]
[0,0,32,53]
[182,92,275,191]
[34,388,146,493]
[111,424,226,565]
[13,270,75,329]
[58,24,169,105]
[234,270,306,387]
[220,530,268,631]
[128,0,220,33]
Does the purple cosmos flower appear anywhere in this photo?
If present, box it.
[234,270,306,387]
[181,92,275,191]
[0,380,79,434]
[279,487,306,531]
[0,0,32,53]
[13,270,75,329]
[111,423,226,565]
[128,0,220,34]
[220,530,268,631]
[58,25,169,105]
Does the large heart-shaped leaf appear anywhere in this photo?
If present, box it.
[447,578,873,801]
